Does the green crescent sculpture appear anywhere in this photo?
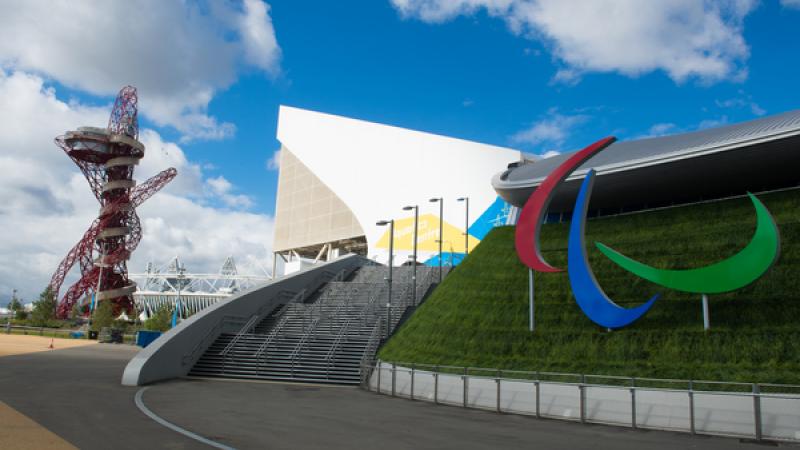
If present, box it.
[595,193,780,294]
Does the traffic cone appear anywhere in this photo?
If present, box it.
[48,338,54,349]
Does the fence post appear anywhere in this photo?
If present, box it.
[463,367,469,408]
[688,380,695,435]
[753,383,762,441]
[630,377,637,429]
[410,363,415,400]
[496,370,502,413]
[391,363,396,397]
[377,360,382,394]
[434,368,439,405]
[580,374,586,424]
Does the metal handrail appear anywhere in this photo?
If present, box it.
[358,320,384,385]
[253,289,307,358]
[219,314,261,356]
[181,314,246,366]
[289,317,320,376]
[322,288,381,374]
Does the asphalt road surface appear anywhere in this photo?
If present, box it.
[1,344,795,449]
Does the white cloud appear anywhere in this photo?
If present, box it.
[266,149,282,171]
[0,0,281,141]
[239,0,283,74]
[715,91,766,116]
[645,122,677,138]
[205,176,255,209]
[697,115,729,129]
[391,0,756,84]
[511,108,587,149]
[0,70,273,301]
[781,0,800,9]
[538,150,560,159]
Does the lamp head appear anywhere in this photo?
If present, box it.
[429,198,441,203]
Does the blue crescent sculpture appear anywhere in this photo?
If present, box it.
[567,170,660,329]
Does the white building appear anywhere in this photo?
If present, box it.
[273,106,523,274]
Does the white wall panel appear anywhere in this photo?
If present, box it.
[277,106,521,264]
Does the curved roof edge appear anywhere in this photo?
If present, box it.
[493,109,800,193]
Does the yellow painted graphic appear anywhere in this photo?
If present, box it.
[375,213,480,252]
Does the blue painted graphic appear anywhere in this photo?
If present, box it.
[468,196,512,240]
[424,196,513,267]
[567,170,659,329]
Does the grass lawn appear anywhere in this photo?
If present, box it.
[379,188,800,384]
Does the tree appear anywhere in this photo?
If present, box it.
[8,298,21,312]
[90,300,115,332]
[29,286,58,327]
[143,307,172,332]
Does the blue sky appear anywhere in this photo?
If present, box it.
[29,1,800,216]
[171,0,800,215]
[1,0,799,299]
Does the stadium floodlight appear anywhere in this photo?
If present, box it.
[403,205,419,304]
[376,219,395,338]
[457,197,469,257]
[429,197,444,282]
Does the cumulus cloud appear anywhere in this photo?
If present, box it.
[266,149,282,171]
[0,0,281,141]
[0,70,273,301]
[697,116,729,130]
[715,91,766,116]
[391,0,756,84]
[511,108,588,151]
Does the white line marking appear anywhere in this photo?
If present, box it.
[134,386,237,450]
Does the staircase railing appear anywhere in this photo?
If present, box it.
[252,289,306,358]
[181,314,248,366]
[359,319,384,386]
[289,316,321,376]
[322,287,380,377]
[324,279,417,378]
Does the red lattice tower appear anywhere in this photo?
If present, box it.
[49,86,177,318]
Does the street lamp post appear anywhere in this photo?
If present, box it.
[429,197,443,282]
[377,220,395,338]
[402,205,419,304]
[457,197,469,258]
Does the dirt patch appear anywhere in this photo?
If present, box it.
[0,334,96,357]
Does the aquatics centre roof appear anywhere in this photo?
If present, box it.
[493,109,800,212]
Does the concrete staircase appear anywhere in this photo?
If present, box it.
[189,265,438,384]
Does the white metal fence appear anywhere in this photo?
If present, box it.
[365,361,800,443]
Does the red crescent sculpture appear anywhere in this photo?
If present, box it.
[515,136,616,272]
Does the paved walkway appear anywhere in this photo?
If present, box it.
[143,378,777,450]
[0,344,205,449]
[0,343,792,449]
[0,400,77,450]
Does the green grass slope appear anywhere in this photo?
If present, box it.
[379,189,800,383]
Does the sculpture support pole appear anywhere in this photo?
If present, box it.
[529,269,535,332]
[702,294,710,331]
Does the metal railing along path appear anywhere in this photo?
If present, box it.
[365,361,800,443]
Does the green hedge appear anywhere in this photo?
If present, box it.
[379,189,800,384]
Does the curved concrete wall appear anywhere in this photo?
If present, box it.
[122,254,367,386]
